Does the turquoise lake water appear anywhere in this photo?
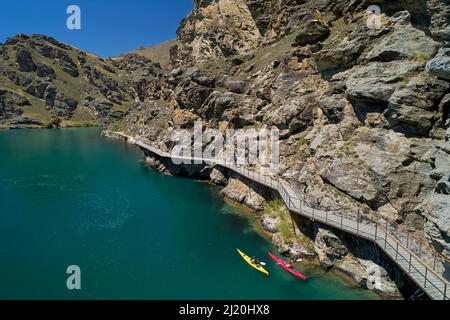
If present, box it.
[0,128,378,300]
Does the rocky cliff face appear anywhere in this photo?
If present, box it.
[112,0,450,297]
[0,34,160,128]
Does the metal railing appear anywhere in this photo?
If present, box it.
[118,133,450,300]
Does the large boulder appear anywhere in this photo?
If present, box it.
[354,129,437,216]
[314,228,401,297]
[364,26,440,62]
[334,255,367,286]
[260,214,280,234]
[346,61,423,106]
[261,93,316,135]
[209,167,227,186]
[346,61,423,122]
[386,77,449,137]
[323,157,382,204]
[314,228,349,269]
[426,48,450,81]
[359,259,402,298]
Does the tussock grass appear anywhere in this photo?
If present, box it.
[265,199,313,248]
[407,53,432,62]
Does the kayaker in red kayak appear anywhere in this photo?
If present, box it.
[268,252,307,281]
[285,259,295,269]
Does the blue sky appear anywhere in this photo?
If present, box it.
[0,0,193,57]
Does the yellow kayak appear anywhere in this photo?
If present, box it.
[237,249,269,276]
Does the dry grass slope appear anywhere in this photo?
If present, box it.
[129,39,177,66]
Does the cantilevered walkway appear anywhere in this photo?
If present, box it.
[115,132,449,300]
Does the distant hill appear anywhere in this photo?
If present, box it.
[129,40,176,66]
[0,34,160,128]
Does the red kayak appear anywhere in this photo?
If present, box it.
[268,252,307,281]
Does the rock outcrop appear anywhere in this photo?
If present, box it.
[314,227,402,298]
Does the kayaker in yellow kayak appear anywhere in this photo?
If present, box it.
[251,256,262,267]
[237,249,269,276]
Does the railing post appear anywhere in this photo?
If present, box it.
[424,268,428,288]
[433,252,437,270]
[312,207,315,220]
[341,212,344,228]
[290,213,297,236]
[407,234,409,249]
[408,254,412,273]
[396,242,399,260]
[375,223,378,240]
[326,210,328,222]
[419,242,422,259]
[445,283,447,300]
[384,222,388,249]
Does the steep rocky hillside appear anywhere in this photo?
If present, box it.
[0,34,160,128]
[113,0,450,296]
